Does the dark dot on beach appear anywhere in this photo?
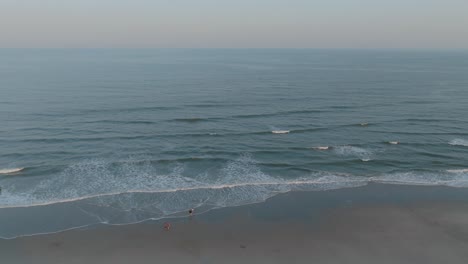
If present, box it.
[50,241,62,248]
[240,245,247,249]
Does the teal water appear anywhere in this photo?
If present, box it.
[1,49,468,238]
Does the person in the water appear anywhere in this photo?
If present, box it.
[188,208,194,216]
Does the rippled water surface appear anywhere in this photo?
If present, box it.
[1,49,468,238]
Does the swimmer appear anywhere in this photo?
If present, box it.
[188,208,194,216]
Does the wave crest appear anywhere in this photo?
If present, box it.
[0,168,24,174]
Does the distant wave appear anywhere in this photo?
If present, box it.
[167,109,326,124]
[368,131,468,136]
[173,118,209,123]
[185,103,254,108]
[328,105,355,110]
[83,106,178,114]
[0,168,24,174]
[3,132,223,144]
[2,126,333,144]
[231,109,324,119]
[35,106,179,118]
[449,139,468,147]
[393,118,468,123]
[83,120,158,125]
[290,127,328,134]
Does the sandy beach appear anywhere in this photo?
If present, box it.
[2,184,468,264]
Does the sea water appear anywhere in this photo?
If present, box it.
[1,49,468,238]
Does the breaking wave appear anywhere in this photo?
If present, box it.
[1,156,468,239]
[0,156,364,210]
[0,168,24,174]
[449,139,468,147]
[311,146,330,150]
[272,130,290,134]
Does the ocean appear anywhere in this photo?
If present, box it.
[1,49,468,238]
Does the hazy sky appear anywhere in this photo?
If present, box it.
[1,0,467,49]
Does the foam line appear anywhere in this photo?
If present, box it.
[0,179,365,209]
[447,169,468,173]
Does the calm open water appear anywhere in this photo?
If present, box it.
[1,49,468,238]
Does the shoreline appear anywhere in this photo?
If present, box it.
[2,182,468,239]
[2,183,468,263]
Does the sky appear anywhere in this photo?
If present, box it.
[1,0,467,49]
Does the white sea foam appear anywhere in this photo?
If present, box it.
[2,158,468,239]
[0,156,365,211]
[371,171,468,188]
[272,130,290,134]
[0,177,367,209]
[0,168,24,174]
[449,139,468,147]
[0,171,370,239]
[3,155,468,240]
[388,141,399,145]
[447,169,468,173]
[311,146,330,150]
[333,146,374,160]
[2,156,468,212]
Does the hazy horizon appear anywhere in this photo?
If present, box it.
[1,0,468,49]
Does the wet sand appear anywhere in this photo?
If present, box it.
[2,184,468,264]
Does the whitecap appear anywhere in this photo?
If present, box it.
[449,139,468,147]
[272,130,290,134]
[0,168,24,174]
[312,146,330,150]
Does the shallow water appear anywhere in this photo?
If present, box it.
[1,49,468,238]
